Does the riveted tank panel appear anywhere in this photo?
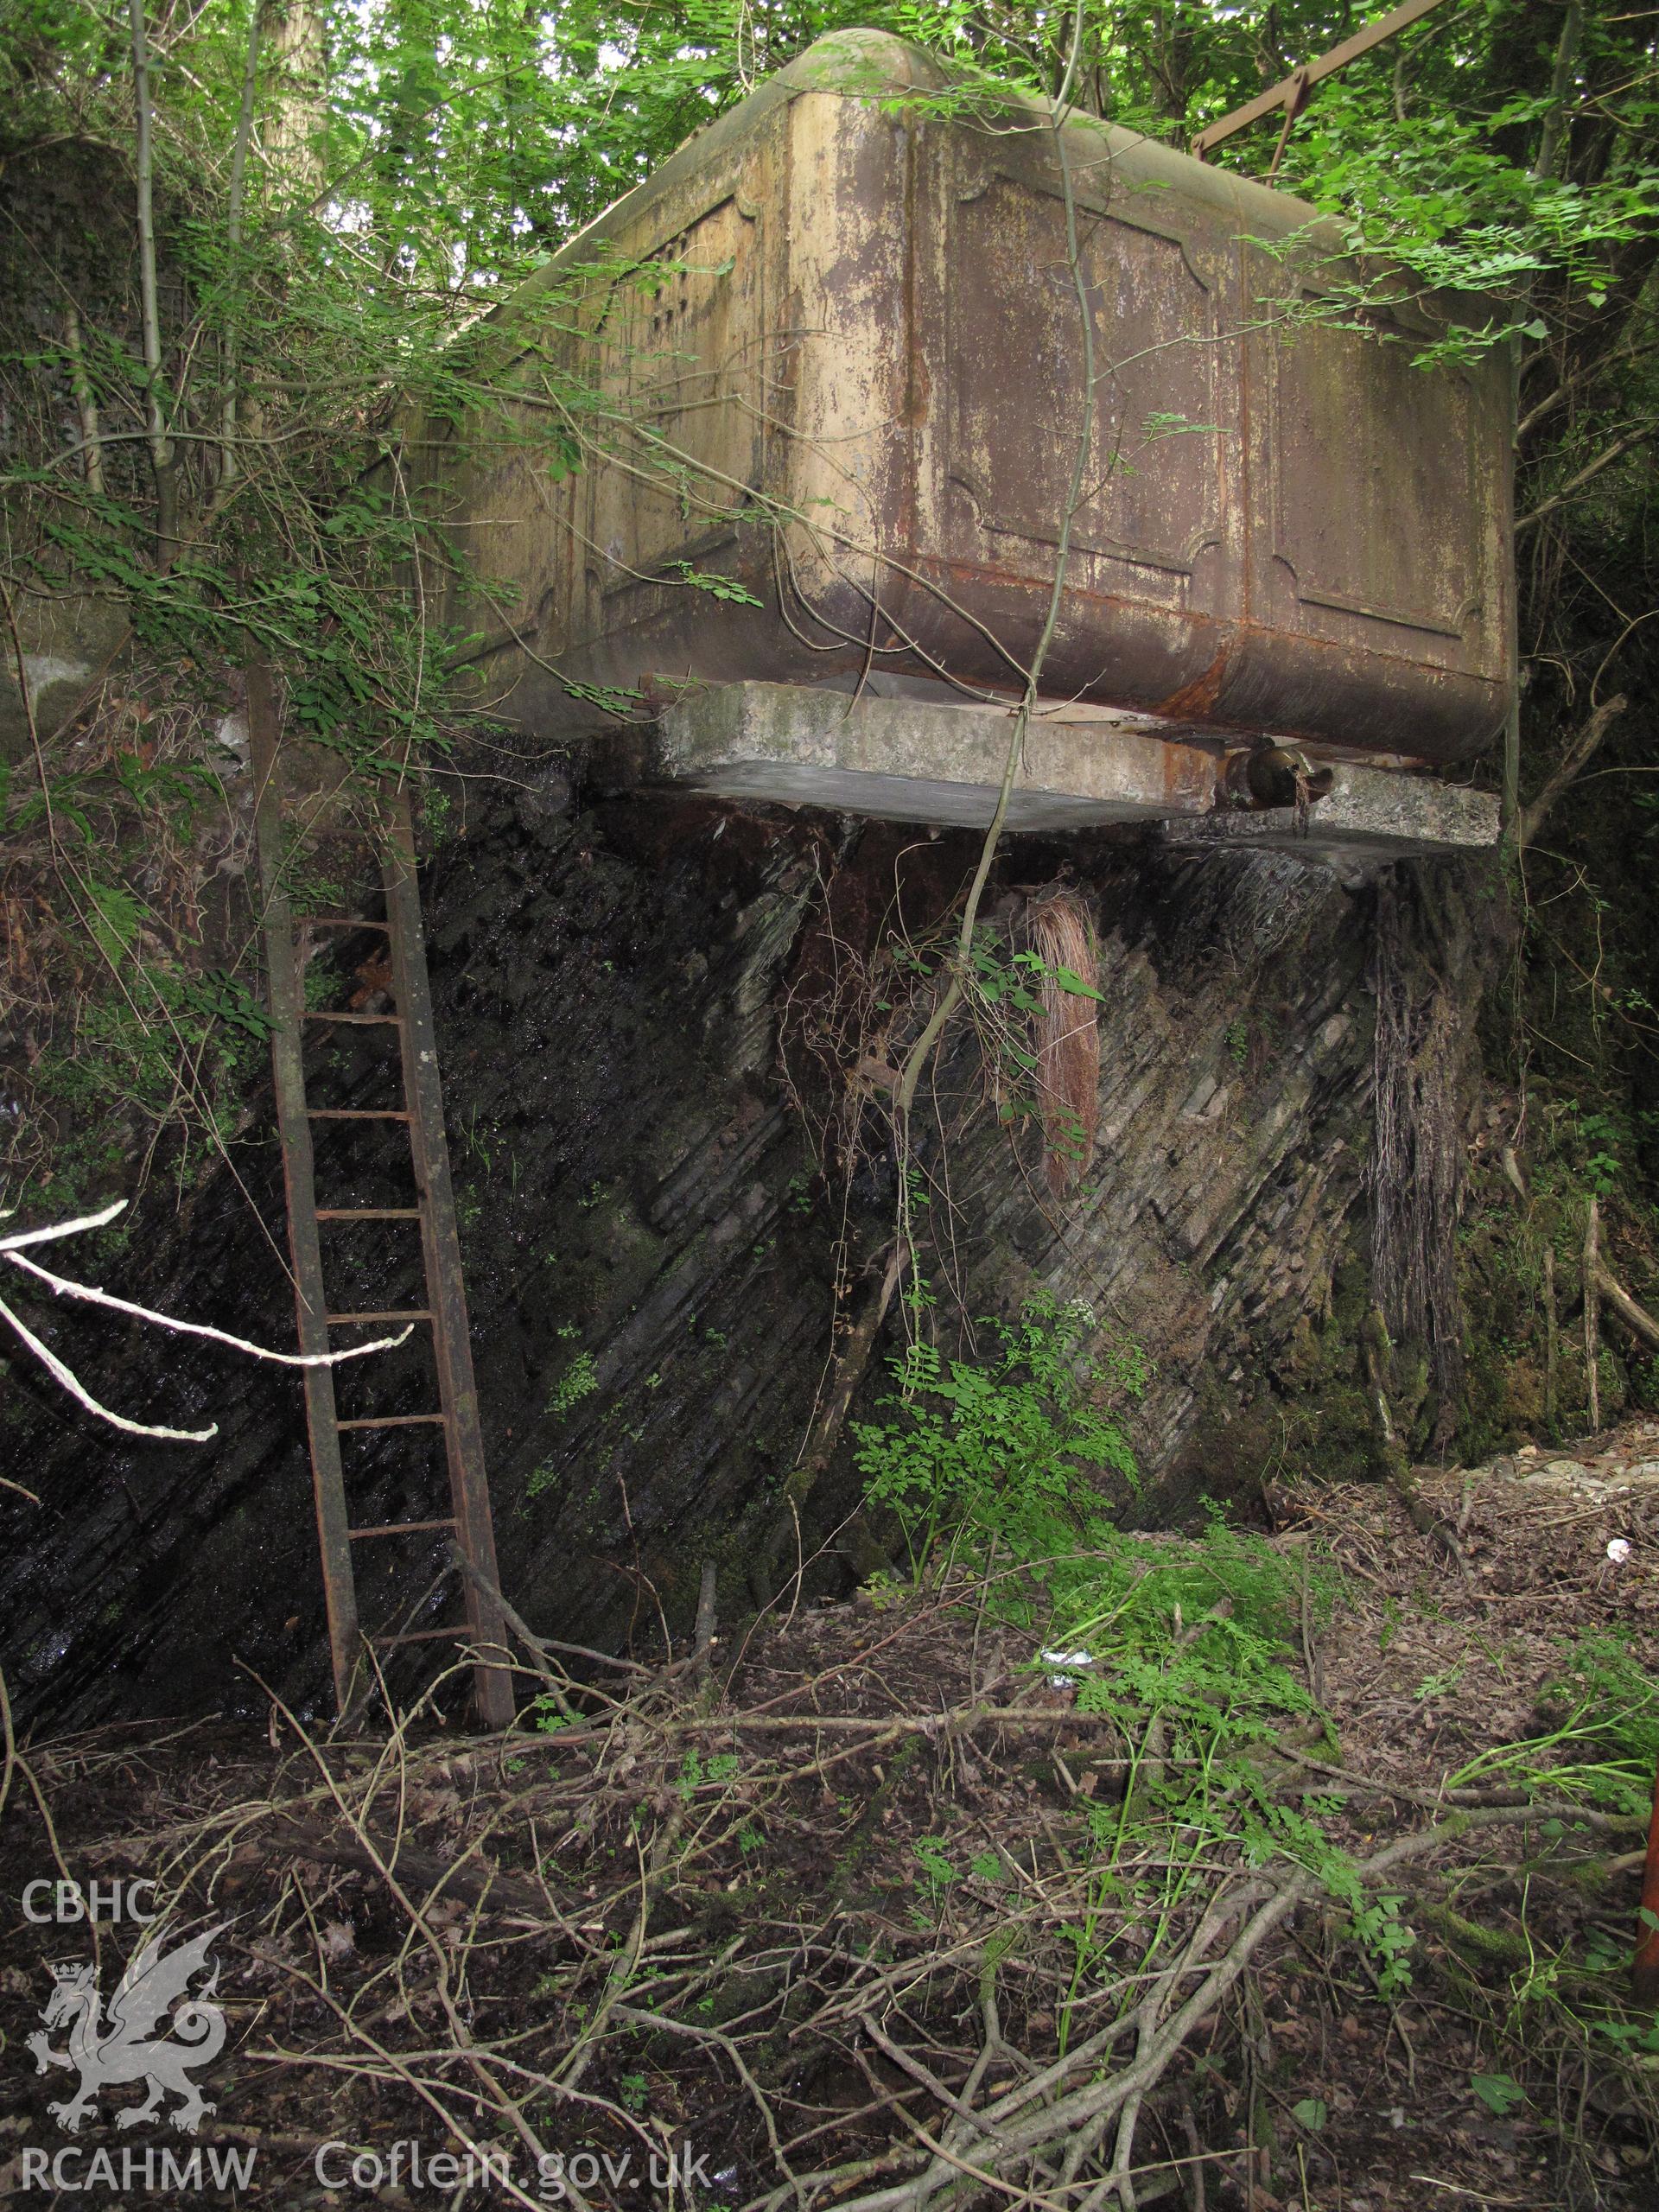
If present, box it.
[412,29,1513,766]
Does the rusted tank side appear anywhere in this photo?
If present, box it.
[410,29,1513,766]
[881,102,1513,759]
[410,50,819,730]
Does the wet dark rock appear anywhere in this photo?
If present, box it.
[0,787,1475,1728]
[512,757,575,836]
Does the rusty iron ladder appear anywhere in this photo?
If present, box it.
[246,658,514,1730]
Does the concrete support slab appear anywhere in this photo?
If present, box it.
[1158,763,1499,874]
[653,680,1217,832]
[646,681,1500,865]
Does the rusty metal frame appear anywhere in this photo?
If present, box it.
[381,794,514,1731]
[247,658,366,1715]
[1192,0,1451,173]
[249,664,514,1732]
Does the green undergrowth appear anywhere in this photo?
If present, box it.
[854,1288,1146,1576]
[20,963,272,1217]
[1451,1630,1659,1821]
[854,1288,1323,1649]
[853,1295,1659,2027]
[1457,1091,1659,1461]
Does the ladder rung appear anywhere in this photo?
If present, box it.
[315,1207,423,1221]
[336,1414,448,1431]
[326,1309,433,1325]
[350,1517,458,1541]
[251,700,511,1731]
[307,1109,412,1121]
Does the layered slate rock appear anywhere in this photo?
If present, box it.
[3,786,1452,1726]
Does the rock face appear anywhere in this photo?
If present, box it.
[934,841,1378,1509]
[2,784,1457,1729]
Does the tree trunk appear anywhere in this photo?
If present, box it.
[265,1,327,201]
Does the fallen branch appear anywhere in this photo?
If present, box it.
[0,1198,409,1441]
[672,1704,1127,1735]
[262,1817,548,1919]
[765,1238,906,1566]
[448,1542,652,1683]
[804,1798,1614,2212]
[1593,1257,1659,1352]
[1517,429,1656,535]
[1517,694,1627,849]
[10,1548,1657,2212]
[448,1544,586,1720]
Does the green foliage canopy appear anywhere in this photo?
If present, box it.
[2,0,1657,1203]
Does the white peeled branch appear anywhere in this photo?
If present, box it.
[1,1198,410,1443]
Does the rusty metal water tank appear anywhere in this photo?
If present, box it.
[414,29,1514,777]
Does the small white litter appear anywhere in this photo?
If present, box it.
[1607,1537,1632,1565]
[1040,1648,1095,1688]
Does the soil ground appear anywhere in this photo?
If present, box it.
[3,1433,1659,2210]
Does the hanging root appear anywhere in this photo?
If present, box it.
[1027,889,1101,1193]
[1370,868,1473,1431]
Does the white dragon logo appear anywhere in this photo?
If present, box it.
[27,1923,228,2135]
